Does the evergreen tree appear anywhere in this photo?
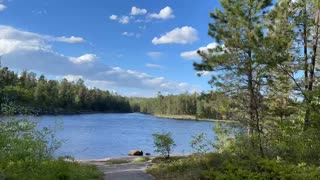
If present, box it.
[194,0,272,156]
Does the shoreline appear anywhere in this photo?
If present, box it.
[2,112,236,123]
[77,154,192,162]
[153,114,236,123]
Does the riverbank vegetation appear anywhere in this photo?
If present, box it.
[147,0,320,179]
[0,66,233,120]
[0,67,131,115]
[0,118,102,179]
[129,91,231,120]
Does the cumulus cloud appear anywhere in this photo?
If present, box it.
[149,6,174,20]
[131,6,147,15]
[109,15,118,20]
[0,25,197,97]
[152,26,198,45]
[145,63,163,69]
[119,16,130,24]
[146,52,163,60]
[109,15,130,24]
[181,42,219,60]
[0,26,85,53]
[0,4,6,11]
[69,54,97,64]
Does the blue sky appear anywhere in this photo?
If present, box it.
[0,0,220,97]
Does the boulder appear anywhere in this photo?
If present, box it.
[145,153,151,156]
[128,150,143,156]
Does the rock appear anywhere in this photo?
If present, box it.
[128,150,143,156]
[145,153,151,156]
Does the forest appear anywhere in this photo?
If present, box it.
[130,92,231,120]
[0,67,131,115]
[0,66,230,119]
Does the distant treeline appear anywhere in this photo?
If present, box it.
[129,92,232,120]
[0,67,230,118]
[0,67,131,115]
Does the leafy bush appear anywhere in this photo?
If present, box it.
[190,133,211,154]
[152,133,176,159]
[0,118,102,179]
[148,153,320,180]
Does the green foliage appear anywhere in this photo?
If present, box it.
[152,133,176,159]
[132,157,150,163]
[148,153,320,180]
[190,133,211,154]
[0,67,131,115]
[0,118,102,179]
[129,91,231,120]
[202,153,320,180]
[147,156,207,180]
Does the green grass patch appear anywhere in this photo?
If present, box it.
[151,156,188,163]
[147,153,320,180]
[1,159,103,180]
[132,157,151,163]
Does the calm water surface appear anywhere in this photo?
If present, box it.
[36,113,216,160]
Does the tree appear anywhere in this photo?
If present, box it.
[194,0,272,156]
[152,133,176,159]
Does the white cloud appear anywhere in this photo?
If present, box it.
[54,36,85,43]
[131,6,147,15]
[152,26,198,45]
[0,26,85,55]
[149,6,174,20]
[147,52,163,60]
[119,16,130,24]
[63,75,84,82]
[196,71,212,76]
[122,32,135,37]
[0,4,6,12]
[69,54,97,64]
[0,25,198,97]
[109,15,118,20]
[109,15,130,24]
[181,42,219,60]
[146,63,163,69]
[122,32,141,38]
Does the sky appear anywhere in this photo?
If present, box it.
[0,0,221,97]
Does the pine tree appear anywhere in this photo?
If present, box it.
[194,0,272,156]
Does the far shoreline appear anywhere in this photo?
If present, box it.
[152,114,236,123]
[2,112,236,123]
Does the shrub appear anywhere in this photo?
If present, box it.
[152,133,176,159]
[0,118,102,179]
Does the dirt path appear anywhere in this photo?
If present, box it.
[85,160,155,180]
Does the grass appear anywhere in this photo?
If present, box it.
[151,156,188,163]
[147,153,320,180]
[105,159,131,165]
[147,155,207,180]
[132,157,151,163]
[1,159,103,180]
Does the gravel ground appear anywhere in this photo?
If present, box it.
[82,158,155,180]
